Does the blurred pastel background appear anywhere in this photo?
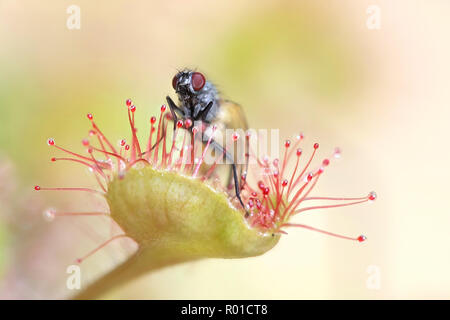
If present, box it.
[0,0,449,299]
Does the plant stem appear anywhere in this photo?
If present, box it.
[73,243,199,300]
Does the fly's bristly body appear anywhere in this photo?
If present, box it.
[166,69,249,211]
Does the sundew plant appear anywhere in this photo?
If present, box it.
[36,99,376,299]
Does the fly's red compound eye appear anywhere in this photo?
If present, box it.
[191,72,206,91]
[172,75,179,90]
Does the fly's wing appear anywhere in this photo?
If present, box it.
[211,100,249,189]
[213,100,249,131]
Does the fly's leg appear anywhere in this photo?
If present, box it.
[226,132,249,194]
[241,132,249,190]
[197,101,214,122]
[231,161,247,216]
[166,96,184,132]
[208,138,248,215]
